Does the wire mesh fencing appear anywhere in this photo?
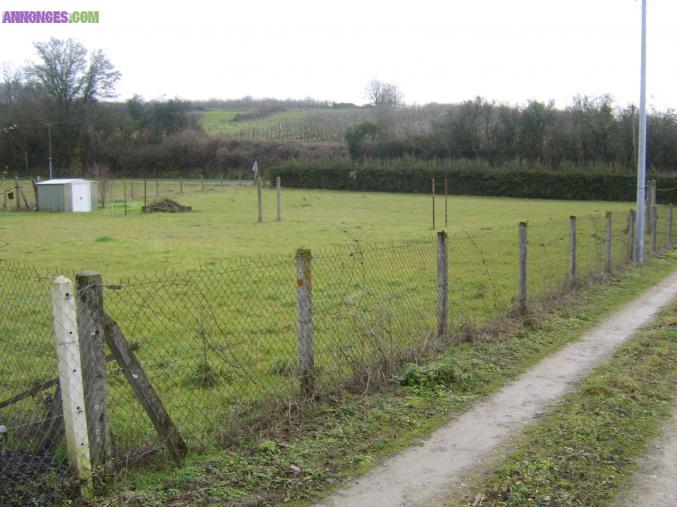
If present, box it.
[1,210,674,503]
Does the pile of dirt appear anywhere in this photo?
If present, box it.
[142,199,192,213]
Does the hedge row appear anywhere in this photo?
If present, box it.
[269,161,677,203]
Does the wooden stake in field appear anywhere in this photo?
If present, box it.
[432,177,436,230]
[123,181,128,216]
[276,176,281,221]
[444,178,448,228]
[257,176,263,223]
[144,177,147,209]
[155,177,159,197]
[201,174,205,192]
[15,177,20,211]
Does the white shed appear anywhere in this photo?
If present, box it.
[36,179,98,212]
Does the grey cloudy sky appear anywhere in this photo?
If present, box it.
[1,0,676,109]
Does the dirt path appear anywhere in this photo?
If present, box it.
[614,402,677,507]
[316,271,677,507]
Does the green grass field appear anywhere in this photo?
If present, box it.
[1,181,671,468]
[0,180,644,278]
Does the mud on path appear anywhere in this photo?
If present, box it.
[316,270,677,507]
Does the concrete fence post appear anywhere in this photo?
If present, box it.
[651,206,658,254]
[296,249,315,396]
[518,222,527,313]
[605,212,612,274]
[569,216,577,286]
[276,177,282,222]
[257,177,263,223]
[628,209,636,262]
[75,271,112,471]
[51,276,93,498]
[437,231,448,337]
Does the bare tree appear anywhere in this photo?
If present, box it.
[365,79,404,109]
[25,38,120,108]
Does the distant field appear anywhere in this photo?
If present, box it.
[0,179,638,280]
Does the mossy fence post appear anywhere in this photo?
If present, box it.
[569,216,576,287]
[518,221,527,313]
[75,271,112,472]
[437,231,448,338]
[296,248,315,396]
[628,209,636,262]
[51,276,93,499]
[605,212,612,274]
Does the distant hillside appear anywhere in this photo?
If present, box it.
[194,104,451,142]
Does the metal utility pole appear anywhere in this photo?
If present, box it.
[635,0,648,263]
[47,122,53,180]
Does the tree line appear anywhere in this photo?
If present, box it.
[348,95,677,173]
[2,39,676,180]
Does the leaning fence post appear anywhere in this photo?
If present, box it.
[651,206,658,254]
[437,231,448,337]
[75,271,112,472]
[518,222,527,314]
[51,276,93,498]
[296,249,315,396]
[669,203,673,248]
[628,209,636,262]
[605,212,612,274]
[569,216,576,286]
[257,177,263,223]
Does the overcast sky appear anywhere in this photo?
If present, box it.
[1,0,676,110]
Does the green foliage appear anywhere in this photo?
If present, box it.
[394,359,463,388]
[344,121,380,159]
[270,159,677,202]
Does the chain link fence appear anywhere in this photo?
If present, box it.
[1,209,674,504]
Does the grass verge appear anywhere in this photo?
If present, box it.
[99,252,677,506]
[459,299,677,506]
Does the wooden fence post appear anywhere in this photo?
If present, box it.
[155,177,159,197]
[605,212,612,274]
[296,249,314,396]
[75,271,112,472]
[569,216,576,286]
[518,222,527,313]
[431,178,436,230]
[257,177,263,223]
[201,174,205,192]
[651,206,658,254]
[444,178,448,228]
[51,276,93,498]
[15,177,20,211]
[123,181,127,216]
[103,316,187,462]
[144,177,147,209]
[437,231,448,337]
[647,179,656,233]
[276,176,281,222]
[628,209,636,262]
[669,204,673,248]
